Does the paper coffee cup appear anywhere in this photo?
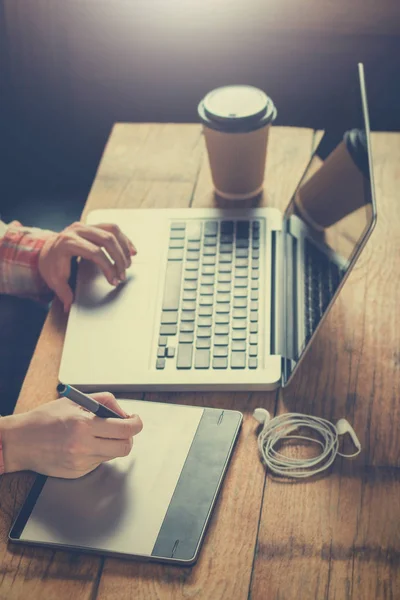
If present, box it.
[294,130,369,229]
[198,86,277,200]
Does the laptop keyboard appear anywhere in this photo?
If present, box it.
[304,238,342,342]
[156,220,261,370]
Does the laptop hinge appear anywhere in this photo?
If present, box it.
[270,229,285,357]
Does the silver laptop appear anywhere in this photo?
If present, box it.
[59,64,377,391]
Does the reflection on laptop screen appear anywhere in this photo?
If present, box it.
[282,65,376,384]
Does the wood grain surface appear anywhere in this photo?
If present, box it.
[0,125,398,600]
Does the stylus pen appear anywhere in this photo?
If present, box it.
[57,383,123,419]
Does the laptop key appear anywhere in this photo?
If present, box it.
[217,283,231,293]
[199,296,213,306]
[161,310,178,324]
[171,222,186,230]
[235,248,249,258]
[187,223,202,241]
[234,278,248,288]
[251,280,259,290]
[204,221,218,236]
[160,324,177,336]
[218,263,233,273]
[185,261,200,271]
[159,335,168,346]
[232,319,246,329]
[251,301,259,311]
[231,352,246,369]
[251,269,259,280]
[183,290,197,301]
[232,330,247,340]
[252,249,260,259]
[233,297,247,309]
[236,221,250,238]
[195,349,210,369]
[200,285,214,296]
[181,311,195,322]
[232,340,246,351]
[214,335,229,346]
[187,240,201,251]
[219,254,232,263]
[203,255,216,265]
[249,334,258,345]
[216,293,230,303]
[182,301,196,312]
[168,249,184,261]
[177,344,193,369]
[221,221,234,234]
[157,347,166,358]
[252,239,260,249]
[197,327,212,338]
[216,314,229,324]
[199,305,213,316]
[202,265,215,276]
[184,270,198,281]
[184,280,198,291]
[216,303,230,314]
[213,346,228,357]
[204,236,217,247]
[180,332,194,343]
[198,316,212,327]
[156,358,166,369]
[220,234,234,244]
[233,308,247,319]
[250,322,258,334]
[251,290,259,301]
[252,259,260,269]
[249,357,258,369]
[162,261,183,311]
[234,288,247,298]
[249,345,258,357]
[235,268,249,278]
[235,258,249,268]
[187,251,200,262]
[201,275,215,286]
[218,273,232,283]
[169,239,184,249]
[250,311,258,322]
[213,357,228,369]
[196,337,211,349]
[215,324,229,335]
[236,238,249,248]
[220,243,233,253]
[180,321,194,333]
[166,347,175,359]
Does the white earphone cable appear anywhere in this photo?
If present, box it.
[253,409,361,479]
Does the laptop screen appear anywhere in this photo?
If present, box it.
[282,63,377,386]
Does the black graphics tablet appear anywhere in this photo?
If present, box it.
[9,400,242,565]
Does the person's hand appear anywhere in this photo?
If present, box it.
[38,222,137,312]
[1,393,143,478]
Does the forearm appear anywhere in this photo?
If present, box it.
[0,221,55,301]
[0,413,26,474]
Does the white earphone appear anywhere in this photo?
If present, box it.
[253,409,361,479]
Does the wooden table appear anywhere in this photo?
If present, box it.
[1,125,399,600]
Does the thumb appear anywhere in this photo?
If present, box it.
[53,280,74,312]
[92,392,130,418]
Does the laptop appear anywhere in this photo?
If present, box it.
[59,63,377,391]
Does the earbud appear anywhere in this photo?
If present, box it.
[335,418,361,450]
[253,408,271,426]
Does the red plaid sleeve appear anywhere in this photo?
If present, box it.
[0,220,55,301]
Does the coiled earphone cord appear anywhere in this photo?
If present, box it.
[253,409,361,479]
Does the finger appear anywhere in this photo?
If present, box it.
[89,436,134,460]
[92,414,143,440]
[91,392,129,418]
[52,279,74,312]
[97,223,136,260]
[62,236,120,286]
[76,225,129,277]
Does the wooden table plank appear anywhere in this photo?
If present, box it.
[250,132,400,600]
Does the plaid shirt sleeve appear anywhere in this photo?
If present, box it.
[0,220,55,301]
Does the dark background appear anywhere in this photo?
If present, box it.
[1,0,400,230]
